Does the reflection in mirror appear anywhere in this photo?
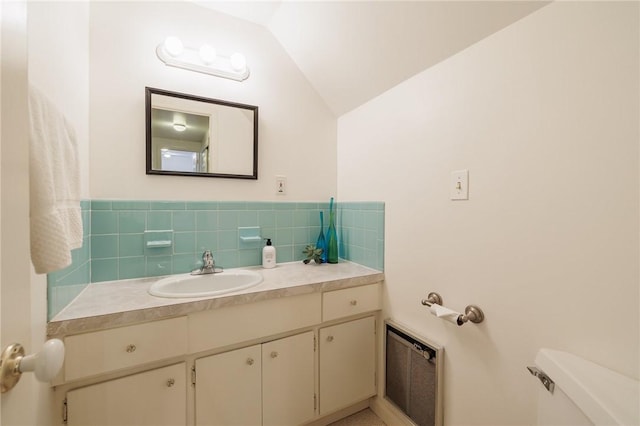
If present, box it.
[146,87,258,179]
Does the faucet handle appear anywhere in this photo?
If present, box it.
[202,250,215,267]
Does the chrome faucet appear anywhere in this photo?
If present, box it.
[191,250,217,275]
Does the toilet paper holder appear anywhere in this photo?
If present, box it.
[421,292,485,325]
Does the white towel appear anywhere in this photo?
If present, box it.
[28,86,83,274]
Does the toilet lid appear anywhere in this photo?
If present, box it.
[535,349,639,426]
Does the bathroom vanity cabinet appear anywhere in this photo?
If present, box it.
[54,275,382,426]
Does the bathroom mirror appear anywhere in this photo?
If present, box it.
[146,87,258,179]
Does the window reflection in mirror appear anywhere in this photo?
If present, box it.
[146,87,258,179]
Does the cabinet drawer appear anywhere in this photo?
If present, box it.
[189,293,321,353]
[322,283,381,322]
[64,317,188,381]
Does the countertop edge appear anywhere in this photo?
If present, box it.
[47,264,384,337]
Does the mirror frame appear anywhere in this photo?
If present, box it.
[145,87,258,179]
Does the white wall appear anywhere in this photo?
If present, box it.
[338,3,639,425]
[89,2,336,201]
[28,2,90,198]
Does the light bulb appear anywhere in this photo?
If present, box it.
[173,114,186,132]
[163,36,184,57]
[230,53,247,72]
[199,44,217,65]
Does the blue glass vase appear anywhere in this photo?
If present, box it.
[316,211,327,263]
[326,197,338,264]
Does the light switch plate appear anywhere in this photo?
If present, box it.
[276,175,287,195]
[450,169,469,200]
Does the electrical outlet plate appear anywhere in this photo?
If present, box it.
[450,169,469,200]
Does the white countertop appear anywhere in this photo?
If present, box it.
[48,261,384,337]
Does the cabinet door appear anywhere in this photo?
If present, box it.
[262,331,315,426]
[66,363,186,426]
[195,344,262,426]
[319,316,376,415]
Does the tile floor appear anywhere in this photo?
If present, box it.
[328,408,387,426]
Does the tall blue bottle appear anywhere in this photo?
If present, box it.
[326,197,338,264]
[316,211,327,263]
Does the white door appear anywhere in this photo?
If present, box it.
[67,363,187,426]
[262,331,315,426]
[195,345,262,426]
[1,2,45,425]
[319,316,376,415]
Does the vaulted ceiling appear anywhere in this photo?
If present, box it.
[193,1,549,116]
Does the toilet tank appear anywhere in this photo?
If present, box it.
[530,349,639,426]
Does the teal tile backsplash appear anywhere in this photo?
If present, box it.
[47,199,384,320]
[47,200,92,320]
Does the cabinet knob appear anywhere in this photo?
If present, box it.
[326,336,334,342]
[270,351,278,358]
[350,300,358,306]
[125,344,137,353]
[166,378,175,387]
[246,358,254,366]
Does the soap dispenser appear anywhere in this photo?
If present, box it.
[262,238,276,269]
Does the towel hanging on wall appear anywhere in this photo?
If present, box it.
[28,86,83,274]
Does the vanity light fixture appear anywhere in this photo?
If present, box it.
[156,36,249,81]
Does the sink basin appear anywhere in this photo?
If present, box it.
[149,270,263,298]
